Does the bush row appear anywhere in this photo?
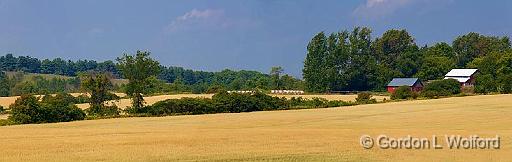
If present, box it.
[9,95,85,124]
[128,91,358,116]
[5,92,371,125]
[391,79,462,100]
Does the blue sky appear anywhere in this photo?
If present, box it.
[0,0,511,77]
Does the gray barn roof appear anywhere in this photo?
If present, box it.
[387,78,421,87]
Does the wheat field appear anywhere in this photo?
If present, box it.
[74,94,388,109]
[0,94,510,161]
[0,93,386,110]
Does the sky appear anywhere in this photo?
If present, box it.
[0,0,511,78]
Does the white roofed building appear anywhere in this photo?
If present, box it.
[444,69,478,87]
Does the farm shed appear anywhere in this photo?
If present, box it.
[444,69,478,87]
[386,78,423,93]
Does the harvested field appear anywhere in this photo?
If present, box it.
[75,94,388,109]
[0,94,510,161]
[0,93,387,110]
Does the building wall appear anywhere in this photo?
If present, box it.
[387,85,423,93]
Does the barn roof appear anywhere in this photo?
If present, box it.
[445,69,478,77]
[387,78,421,87]
[444,77,471,83]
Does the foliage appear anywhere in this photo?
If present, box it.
[130,92,355,116]
[270,66,284,89]
[42,93,77,104]
[85,105,121,117]
[498,74,512,94]
[415,56,455,80]
[9,95,85,124]
[453,32,510,67]
[304,28,419,92]
[80,73,113,107]
[117,51,161,110]
[421,79,461,98]
[0,54,119,77]
[474,74,497,94]
[391,86,415,100]
[75,94,91,104]
[0,71,10,96]
[205,85,225,94]
[469,51,512,94]
[0,105,4,114]
[303,32,328,92]
[0,54,301,94]
[80,72,121,116]
[303,27,512,93]
[8,74,80,96]
[0,119,12,126]
[355,92,377,104]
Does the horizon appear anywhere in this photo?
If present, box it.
[0,0,511,78]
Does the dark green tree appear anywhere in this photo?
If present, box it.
[80,72,113,112]
[270,66,284,89]
[453,32,511,67]
[303,32,328,92]
[116,50,160,110]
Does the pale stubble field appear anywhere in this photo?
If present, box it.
[0,94,510,161]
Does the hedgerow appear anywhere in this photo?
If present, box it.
[129,91,357,116]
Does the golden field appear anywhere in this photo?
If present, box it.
[0,93,388,110]
[0,94,511,161]
[75,94,388,109]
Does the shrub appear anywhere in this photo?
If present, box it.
[206,85,225,94]
[498,74,512,94]
[391,86,414,100]
[356,92,377,104]
[0,119,12,126]
[105,92,121,101]
[474,74,496,94]
[9,95,85,124]
[421,79,461,98]
[139,98,215,116]
[86,105,121,117]
[0,106,4,114]
[42,93,77,104]
[9,95,44,124]
[132,92,353,117]
[75,94,90,104]
[461,86,475,94]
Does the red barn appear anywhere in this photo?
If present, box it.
[386,78,423,93]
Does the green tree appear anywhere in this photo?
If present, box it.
[424,42,456,58]
[347,27,377,91]
[0,72,10,96]
[498,74,512,94]
[415,56,455,80]
[453,32,511,67]
[270,66,283,89]
[372,29,420,82]
[475,74,497,94]
[116,50,160,110]
[80,72,113,114]
[303,32,328,92]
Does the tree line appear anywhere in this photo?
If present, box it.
[2,51,367,125]
[0,54,303,95]
[303,27,512,93]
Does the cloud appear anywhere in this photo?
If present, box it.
[88,27,104,35]
[353,0,453,19]
[165,9,227,32]
[353,0,413,18]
